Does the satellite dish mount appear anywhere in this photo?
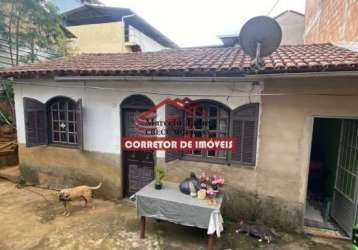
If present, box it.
[239,16,282,68]
[255,42,262,67]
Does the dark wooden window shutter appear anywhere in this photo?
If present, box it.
[76,98,83,150]
[231,103,259,166]
[165,104,183,162]
[23,97,48,147]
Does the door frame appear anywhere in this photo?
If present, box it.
[120,94,156,198]
[331,119,358,236]
[303,115,358,237]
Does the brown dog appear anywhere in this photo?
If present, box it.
[59,183,102,216]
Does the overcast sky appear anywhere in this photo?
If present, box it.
[102,0,305,47]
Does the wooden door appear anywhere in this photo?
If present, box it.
[122,109,154,197]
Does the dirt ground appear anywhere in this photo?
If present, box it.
[0,179,351,250]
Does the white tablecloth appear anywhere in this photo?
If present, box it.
[136,181,224,237]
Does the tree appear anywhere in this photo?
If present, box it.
[0,0,72,127]
[0,0,71,66]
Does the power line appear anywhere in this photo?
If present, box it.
[11,80,358,97]
[267,0,280,16]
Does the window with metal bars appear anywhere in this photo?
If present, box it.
[49,98,78,145]
[23,97,83,149]
[183,103,229,160]
[166,101,259,166]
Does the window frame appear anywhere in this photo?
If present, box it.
[168,101,259,167]
[230,103,260,166]
[47,97,79,147]
[23,96,83,149]
[181,101,230,163]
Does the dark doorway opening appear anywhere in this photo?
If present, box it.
[305,118,341,231]
[120,95,155,198]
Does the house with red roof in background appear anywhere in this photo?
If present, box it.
[1,41,358,236]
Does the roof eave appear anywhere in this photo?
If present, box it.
[48,71,358,82]
[2,69,358,80]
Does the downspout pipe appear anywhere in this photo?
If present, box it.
[121,14,136,50]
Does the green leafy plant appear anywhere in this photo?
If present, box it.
[0,0,71,66]
[0,109,13,125]
[155,165,165,186]
[0,79,15,128]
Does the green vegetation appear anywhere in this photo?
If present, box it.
[0,0,71,66]
[0,109,12,125]
[19,164,39,185]
[0,79,15,127]
[155,165,165,185]
[0,1,74,128]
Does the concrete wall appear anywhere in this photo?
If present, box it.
[14,79,261,200]
[68,22,131,54]
[259,77,358,228]
[67,22,168,54]
[128,25,167,52]
[276,11,305,45]
[158,77,358,231]
[304,0,358,44]
[19,145,121,199]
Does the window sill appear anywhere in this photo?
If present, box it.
[230,162,256,169]
[177,156,256,169]
[180,155,228,165]
[46,143,80,149]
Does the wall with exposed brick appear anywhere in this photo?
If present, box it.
[304,0,358,44]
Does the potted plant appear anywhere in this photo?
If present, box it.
[154,165,165,190]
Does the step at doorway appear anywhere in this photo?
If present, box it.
[305,118,358,238]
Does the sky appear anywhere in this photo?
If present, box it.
[102,0,306,47]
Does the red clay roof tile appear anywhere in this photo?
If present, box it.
[0,43,358,78]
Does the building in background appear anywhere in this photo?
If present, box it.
[304,0,358,51]
[1,1,176,68]
[0,0,85,69]
[62,4,178,53]
[218,10,305,47]
[275,10,305,45]
[0,25,76,69]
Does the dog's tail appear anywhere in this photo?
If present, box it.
[90,182,102,190]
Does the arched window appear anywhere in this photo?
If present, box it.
[166,101,259,166]
[183,101,230,161]
[48,97,78,145]
[23,97,83,148]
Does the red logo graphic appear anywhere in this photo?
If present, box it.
[122,97,235,152]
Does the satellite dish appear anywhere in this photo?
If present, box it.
[239,16,282,66]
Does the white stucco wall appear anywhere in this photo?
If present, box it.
[13,79,262,156]
[128,25,168,52]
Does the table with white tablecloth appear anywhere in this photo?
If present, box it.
[135,181,224,250]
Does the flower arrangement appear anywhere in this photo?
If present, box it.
[199,173,224,190]
[198,172,225,202]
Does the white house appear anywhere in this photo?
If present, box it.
[1,44,358,235]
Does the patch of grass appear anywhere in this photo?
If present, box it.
[16,175,26,188]
[19,164,39,185]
